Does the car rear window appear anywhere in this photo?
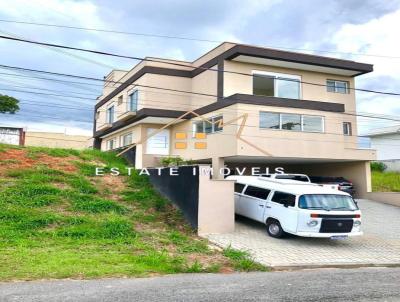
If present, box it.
[244,186,271,200]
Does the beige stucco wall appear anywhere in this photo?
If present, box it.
[25,132,91,149]
[198,168,235,235]
[167,103,375,162]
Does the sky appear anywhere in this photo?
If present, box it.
[0,0,399,136]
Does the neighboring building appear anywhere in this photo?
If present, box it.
[367,126,400,171]
[93,42,376,196]
[25,132,91,149]
[0,126,25,146]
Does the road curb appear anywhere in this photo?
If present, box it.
[270,263,400,271]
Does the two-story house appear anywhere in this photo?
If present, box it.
[93,42,376,197]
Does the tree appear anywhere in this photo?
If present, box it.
[0,94,20,114]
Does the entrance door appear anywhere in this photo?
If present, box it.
[146,128,170,155]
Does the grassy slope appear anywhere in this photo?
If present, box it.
[0,144,266,281]
[372,170,400,192]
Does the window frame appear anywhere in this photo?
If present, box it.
[260,111,324,133]
[120,132,133,147]
[128,90,138,112]
[252,70,302,99]
[343,122,352,136]
[107,138,115,150]
[192,115,223,137]
[106,104,115,124]
[326,79,350,94]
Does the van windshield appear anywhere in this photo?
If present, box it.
[299,194,358,211]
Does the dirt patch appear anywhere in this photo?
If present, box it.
[94,175,126,199]
[186,252,233,272]
[0,149,77,175]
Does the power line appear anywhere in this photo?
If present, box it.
[1,63,400,126]
[1,19,399,59]
[1,35,400,96]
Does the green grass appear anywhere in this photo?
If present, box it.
[372,171,400,192]
[0,144,266,280]
[223,247,268,272]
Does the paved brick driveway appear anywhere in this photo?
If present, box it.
[206,200,400,269]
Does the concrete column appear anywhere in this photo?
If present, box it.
[212,157,225,180]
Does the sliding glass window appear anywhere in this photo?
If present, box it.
[260,112,324,133]
[253,71,301,99]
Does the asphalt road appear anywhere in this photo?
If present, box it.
[1,268,399,302]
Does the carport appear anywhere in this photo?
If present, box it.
[223,156,372,198]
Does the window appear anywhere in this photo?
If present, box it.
[234,183,245,194]
[107,139,115,150]
[260,112,324,133]
[95,111,100,120]
[271,191,296,207]
[343,122,352,136]
[253,71,301,99]
[244,186,271,200]
[117,95,123,105]
[281,113,301,131]
[259,112,280,129]
[302,115,324,132]
[107,105,115,124]
[327,80,349,94]
[128,90,138,112]
[121,133,133,147]
[192,115,223,136]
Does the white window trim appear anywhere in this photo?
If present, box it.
[127,90,138,112]
[260,111,325,133]
[327,79,349,94]
[192,115,223,137]
[252,70,302,99]
[106,103,115,124]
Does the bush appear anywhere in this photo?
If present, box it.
[371,162,387,172]
[159,156,195,167]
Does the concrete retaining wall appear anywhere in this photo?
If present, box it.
[149,165,235,235]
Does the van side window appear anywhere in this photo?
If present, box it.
[244,186,271,200]
[234,183,245,194]
[271,191,296,207]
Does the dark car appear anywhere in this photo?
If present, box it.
[309,176,355,196]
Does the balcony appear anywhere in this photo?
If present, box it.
[118,110,137,121]
[97,123,112,131]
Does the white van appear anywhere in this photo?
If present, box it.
[227,176,362,239]
[260,173,311,182]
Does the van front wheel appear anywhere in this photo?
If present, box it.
[266,219,284,238]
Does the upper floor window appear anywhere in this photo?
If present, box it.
[95,111,100,120]
[253,71,301,99]
[327,80,349,94]
[128,90,138,112]
[192,115,223,136]
[260,111,324,133]
[117,95,123,105]
[343,122,352,136]
[107,105,115,124]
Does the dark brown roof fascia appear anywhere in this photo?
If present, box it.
[94,108,187,138]
[194,94,345,115]
[95,66,192,110]
[223,45,373,75]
